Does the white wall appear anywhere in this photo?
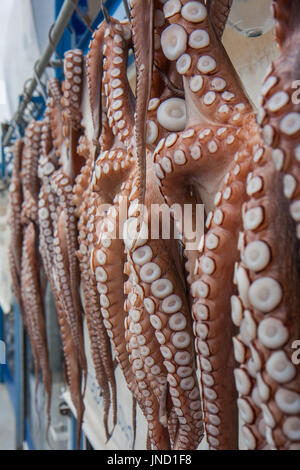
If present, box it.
[0,0,55,124]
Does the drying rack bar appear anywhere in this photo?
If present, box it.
[2,0,80,147]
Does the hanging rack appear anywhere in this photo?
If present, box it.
[2,0,81,148]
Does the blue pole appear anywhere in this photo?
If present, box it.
[0,306,4,382]
[55,0,72,79]
[0,138,5,179]
[14,301,25,449]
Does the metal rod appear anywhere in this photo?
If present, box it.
[33,61,48,103]
[100,0,111,23]
[68,0,93,33]
[122,0,131,21]
[2,0,80,147]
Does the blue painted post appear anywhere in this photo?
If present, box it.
[55,0,72,79]
[14,301,25,449]
[0,137,6,179]
[0,306,4,382]
[77,0,126,53]
[70,414,84,450]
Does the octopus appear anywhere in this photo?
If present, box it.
[37,55,88,446]
[18,121,52,426]
[8,0,300,450]
[9,139,25,321]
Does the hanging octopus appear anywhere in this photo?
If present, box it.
[77,17,153,446]
[74,7,204,449]
[41,57,88,446]
[8,139,25,321]
[141,0,256,449]
[73,23,118,441]
[19,120,52,424]
[133,0,299,449]
[231,0,300,450]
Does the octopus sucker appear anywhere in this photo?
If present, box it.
[236,152,300,449]
[17,120,53,430]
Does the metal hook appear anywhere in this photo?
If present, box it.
[33,60,48,103]
[100,0,111,23]
[48,23,63,67]
[21,81,41,119]
[68,0,93,33]
[22,78,35,104]
[122,0,131,22]
[154,63,184,97]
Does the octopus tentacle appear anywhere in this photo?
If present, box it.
[258,0,300,245]
[51,171,86,373]
[9,139,24,274]
[46,60,88,440]
[148,0,257,449]
[232,0,300,450]
[123,176,172,450]
[54,207,85,445]
[86,21,106,145]
[125,164,203,449]
[82,275,113,441]
[93,15,176,448]
[8,245,25,321]
[271,0,299,49]
[91,181,144,416]
[131,0,154,205]
[47,78,64,162]
[38,107,58,276]
[102,19,135,148]
[74,23,130,437]
[77,172,116,441]
[9,139,26,321]
[61,49,85,177]
[207,0,233,39]
[235,146,300,449]
[190,146,257,449]
[73,136,95,214]
[19,121,53,425]
[124,262,171,450]
[21,221,52,425]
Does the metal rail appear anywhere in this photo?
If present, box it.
[2,0,80,147]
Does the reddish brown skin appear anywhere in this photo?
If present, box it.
[232,0,300,450]
[10,0,300,451]
[18,121,52,430]
[148,0,256,449]
[9,139,26,322]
